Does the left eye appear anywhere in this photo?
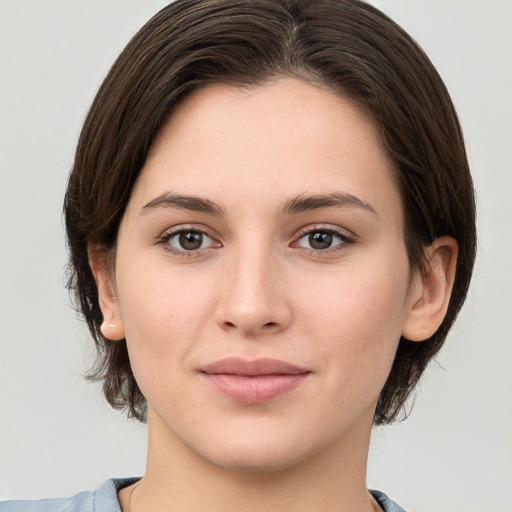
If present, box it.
[296,230,346,250]
[165,230,217,251]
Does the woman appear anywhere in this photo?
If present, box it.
[1,0,476,511]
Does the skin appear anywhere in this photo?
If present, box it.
[90,78,457,512]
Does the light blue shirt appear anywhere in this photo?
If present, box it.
[0,478,406,511]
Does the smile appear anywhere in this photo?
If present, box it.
[200,358,311,404]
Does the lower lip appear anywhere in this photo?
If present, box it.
[203,373,309,404]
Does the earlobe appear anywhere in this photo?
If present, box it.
[401,236,458,342]
[88,244,125,341]
[99,319,125,341]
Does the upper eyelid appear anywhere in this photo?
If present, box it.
[157,223,356,247]
[157,225,221,250]
[160,224,353,236]
[157,227,221,256]
[160,224,219,238]
[293,223,356,240]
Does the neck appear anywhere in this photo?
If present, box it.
[124,407,379,512]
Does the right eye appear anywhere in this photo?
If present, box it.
[161,229,220,253]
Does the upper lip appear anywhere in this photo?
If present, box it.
[200,357,309,376]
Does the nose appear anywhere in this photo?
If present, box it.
[215,244,292,337]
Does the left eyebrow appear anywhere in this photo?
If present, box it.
[281,192,379,217]
[140,192,225,216]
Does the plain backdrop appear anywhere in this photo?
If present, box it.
[0,1,511,511]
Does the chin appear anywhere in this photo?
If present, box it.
[204,443,307,475]
[190,422,340,476]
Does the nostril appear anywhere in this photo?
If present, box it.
[264,322,277,328]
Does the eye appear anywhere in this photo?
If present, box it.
[162,229,219,252]
[295,228,353,251]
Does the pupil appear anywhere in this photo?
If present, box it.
[179,231,202,250]
[309,232,332,250]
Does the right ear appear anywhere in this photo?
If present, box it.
[88,244,125,341]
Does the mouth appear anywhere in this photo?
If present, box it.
[200,357,311,404]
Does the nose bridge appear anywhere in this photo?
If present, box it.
[217,235,290,335]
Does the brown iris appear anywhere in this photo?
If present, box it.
[179,231,203,250]
[309,232,333,250]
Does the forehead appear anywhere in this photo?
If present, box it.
[131,78,402,222]
[153,78,384,159]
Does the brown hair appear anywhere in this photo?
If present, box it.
[65,0,476,425]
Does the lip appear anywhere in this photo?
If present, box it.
[200,357,310,404]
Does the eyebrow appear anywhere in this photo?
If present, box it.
[141,193,225,216]
[281,192,379,217]
[140,191,378,218]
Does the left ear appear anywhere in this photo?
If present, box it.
[402,236,458,342]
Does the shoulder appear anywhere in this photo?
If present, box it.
[0,492,93,512]
[370,490,408,512]
[0,478,140,512]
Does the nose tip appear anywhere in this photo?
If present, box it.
[215,257,292,337]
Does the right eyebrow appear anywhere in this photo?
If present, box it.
[140,192,225,216]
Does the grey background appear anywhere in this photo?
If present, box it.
[0,1,511,510]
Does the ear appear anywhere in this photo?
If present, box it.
[88,244,125,341]
[401,236,458,342]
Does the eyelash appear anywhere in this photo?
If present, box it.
[156,224,356,257]
[292,224,356,255]
[157,225,220,258]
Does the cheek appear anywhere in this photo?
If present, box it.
[300,260,408,332]
[114,274,211,411]
[303,287,404,422]
[114,260,218,372]
[296,258,410,378]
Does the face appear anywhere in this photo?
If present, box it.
[101,78,422,472]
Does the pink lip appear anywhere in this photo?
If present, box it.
[200,358,310,404]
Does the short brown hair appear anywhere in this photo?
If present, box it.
[65,0,476,424]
